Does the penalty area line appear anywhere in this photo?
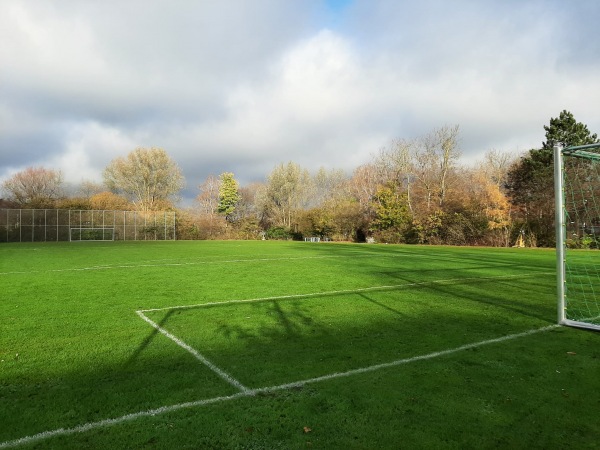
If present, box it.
[0,323,559,449]
[138,272,555,313]
[251,324,561,392]
[135,311,249,393]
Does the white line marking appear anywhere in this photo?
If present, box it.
[0,249,551,276]
[0,255,364,276]
[138,272,554,313]
[135,311,249,393]
[0,324,560,449]
[250,324,561,392]
[0,393,247,449]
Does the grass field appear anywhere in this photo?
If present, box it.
[1,240,599,449]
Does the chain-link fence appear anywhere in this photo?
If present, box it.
[0,209,176,242]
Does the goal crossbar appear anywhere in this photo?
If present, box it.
[563,143,600,161]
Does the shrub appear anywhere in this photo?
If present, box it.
[265,226,294,240]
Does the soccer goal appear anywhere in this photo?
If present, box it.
[69,227,115,242]
[554,142,600,331]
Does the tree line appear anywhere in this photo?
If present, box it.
[1,110,598,246]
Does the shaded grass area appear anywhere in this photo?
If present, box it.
[30,328,600,450]
[0,241,598,448]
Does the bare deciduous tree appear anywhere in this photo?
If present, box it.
[413,125,461,211]
[236,182,263,222]
[103,147,185,211]
[375,139,415,212]
[436,125,461,206]
[258,162,311,228]
[1,167,63,208]
[349,163,386,214]
[195,174,223,236]
[478,149,515,187]
[310,167,349,208]
[77,180,105,198]
[196,175,220,217]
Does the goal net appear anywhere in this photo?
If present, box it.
[554,143,600,331]
[69,227,115,242]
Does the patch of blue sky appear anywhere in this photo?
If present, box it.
[322,0,354,29]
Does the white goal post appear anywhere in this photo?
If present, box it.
[69,227,115,242]
[554,142,600,331]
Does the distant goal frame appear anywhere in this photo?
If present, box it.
[69,227,115,242]
[554,142,600,331]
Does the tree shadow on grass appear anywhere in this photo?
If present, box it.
[136,275,556,389]
[287,243,554,295]
[358,292,407,317]
[123,309,175,369]
[0,340,238,444]
[418,277,555,323]
[213,299,323,344]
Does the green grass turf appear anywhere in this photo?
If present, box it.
[0,241,598,449]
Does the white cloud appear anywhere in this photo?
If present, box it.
[47,122,138,184]
[173,29,390,181]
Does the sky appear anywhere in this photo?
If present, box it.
[1,0,599,204]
